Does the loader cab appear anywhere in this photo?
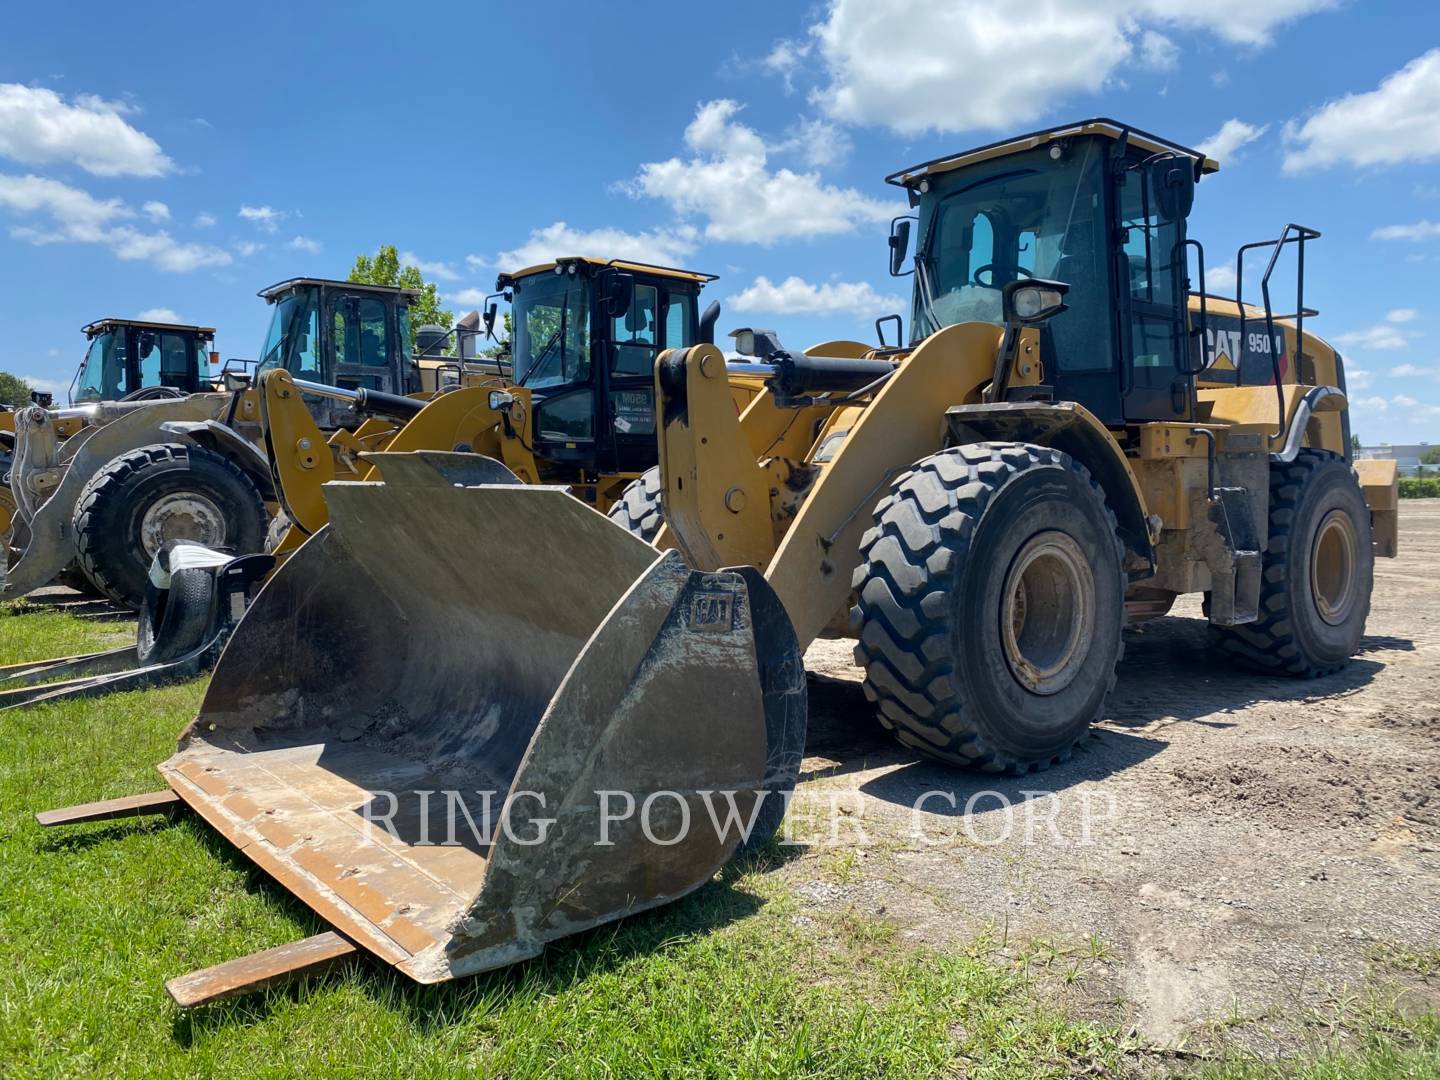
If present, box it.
[71,319,216,404]
[891,119,1217,427]
[498,257,717,477]
[256,278,421,427]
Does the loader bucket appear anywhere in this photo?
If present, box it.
[159,456,806,984]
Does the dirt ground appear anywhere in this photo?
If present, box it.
[787,499,1440,1056]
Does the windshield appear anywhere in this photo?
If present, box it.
[510,273,592,389]
[912,139,1107,343]
[257,288,322,379]
[72,329,127,403]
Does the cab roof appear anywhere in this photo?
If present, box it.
[258,277,420,302]
[497,257,717,290]
[82,318,215,339]
[886,118,1220,189]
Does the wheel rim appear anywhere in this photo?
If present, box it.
[1311,508,1359,626]
[1000,530,1095,696]
[139,492,227,559]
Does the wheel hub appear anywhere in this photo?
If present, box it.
[140,492,227,559]
[1000,530,1095,696]
[1311,508,1358,626]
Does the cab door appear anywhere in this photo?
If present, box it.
[328,294,399,394]
[1115,156,1192,422]
[601,280,694,474]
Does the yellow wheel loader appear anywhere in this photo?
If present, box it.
[4,259,762,709]
[599,118,1397,773]
[1,279,454,610]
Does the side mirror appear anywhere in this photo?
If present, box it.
[600,270,634,320]
[888,218,913,277]
[30,390,53,408]
[1148,156,1195,222]
[1002,278,1069,326]
[483,301,498,339]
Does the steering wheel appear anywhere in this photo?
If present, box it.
[973,263,1034,287]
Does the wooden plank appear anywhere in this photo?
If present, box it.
[35,790,181,827]
[165,932,359,1008]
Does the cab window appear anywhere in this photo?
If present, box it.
[335,298,390,368]
[663,291,695,348]
[612,284,658,376]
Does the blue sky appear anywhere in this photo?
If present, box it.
[1,0,1438,443]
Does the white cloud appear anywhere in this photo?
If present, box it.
[464,253,490,271]
[288,235,322,255]
[1372,220,1440,242]
[447,288,490,307]
[765,39,812,94]
[1388,308,1419,324]
[136,307,181,323]
[239,204,286,232]
[729,275,903,316]
[494,220,700,270]
[194,211,216,228]
[0,83,173,177]
[0,172,230,273]
[1347,366,1373,390]
[1284,49,1440,172]
[775,117,852,169]
[1204,263,1237,294]
[20,373,70,399]
[1197,119,1269,163]
[1139,31,1179,71]
[1390,363,1429,377]
[1334,314,1415,352]
[805,0,1333,136]
[1353,395,1390,413]
[141,200,169,222]
[233,240,265,257]
[627,100,899,243]
[1392,393,1420,408]
[400,251,459,280]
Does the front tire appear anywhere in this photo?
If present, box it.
[851,442,1125,772]
[1210,450,1373,677]
[72,443,267,610]
[607,467,664,544]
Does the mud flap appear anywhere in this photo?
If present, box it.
[157,480,805,985]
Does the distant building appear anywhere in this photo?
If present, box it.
[1357,443,1436,476]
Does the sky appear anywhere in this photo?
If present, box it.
[1,0,1438,444]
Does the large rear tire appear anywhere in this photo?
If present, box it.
[72,443,267,610]
[607,467,664,544]
[1210,450,1373,677]
[851,442,1125,772]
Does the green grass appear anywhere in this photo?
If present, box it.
[1,608,1438,1077]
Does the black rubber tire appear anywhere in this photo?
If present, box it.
[607,467,664,544]
[72,443,267,610]
[136,565,220,663]
[1210,450,1373,677]
[851,442,1126,773]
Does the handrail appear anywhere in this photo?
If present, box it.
[1235,224,1322,440]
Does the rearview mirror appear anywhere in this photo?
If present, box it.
[1148,156,1195,222]
[483,301,498,339]
[600,270,634,320]
[889,218,913,277]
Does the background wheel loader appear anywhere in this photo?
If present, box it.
[4,257,764,707]
[602,117,1399,774]
[1,278,457,610]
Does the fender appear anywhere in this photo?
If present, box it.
[160,420,276,501]
[944,401,1154,576]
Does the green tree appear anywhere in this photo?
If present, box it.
[348,245,453,332]
[1350,433,1362,453]
[1420,447,1440,465]
[0,372,33,407]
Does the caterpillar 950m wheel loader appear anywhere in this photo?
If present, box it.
[602,117,1397,773]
